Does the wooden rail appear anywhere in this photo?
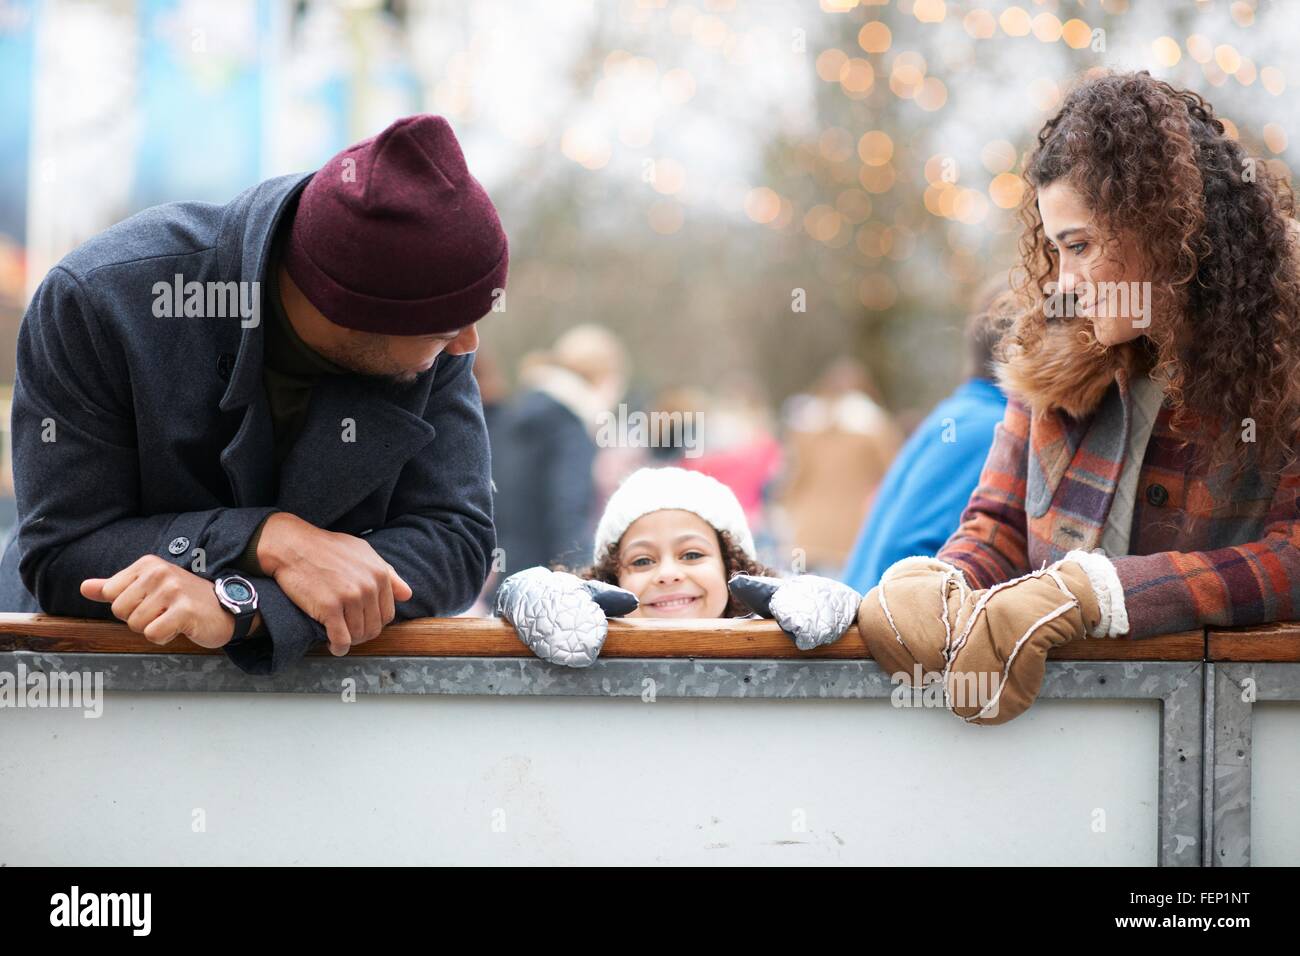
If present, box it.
[0,612,1210,660]
[1207,621,1300,662]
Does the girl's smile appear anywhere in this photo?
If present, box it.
[641,592,704,613]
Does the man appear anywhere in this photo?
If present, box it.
[840,275,1008,592]
[0,114,506,674]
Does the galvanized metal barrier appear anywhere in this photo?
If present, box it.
[1205,624,1300,866]
[0,613,1224,865]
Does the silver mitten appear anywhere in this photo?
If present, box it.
[728,573,862,651]
[495,567,638,667]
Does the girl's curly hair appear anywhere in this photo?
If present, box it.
[1002,69,1300,477]
[573,529,776,618]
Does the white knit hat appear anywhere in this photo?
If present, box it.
[593,467,756,563]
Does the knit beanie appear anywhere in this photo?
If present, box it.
[593,467,757,563]
[284,114,508,335]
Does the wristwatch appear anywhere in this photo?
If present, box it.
[214,574,259,644]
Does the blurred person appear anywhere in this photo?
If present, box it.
[842,273,1010,591]
[645,385,709,465]
[471,343,509,437]
[494,467,861,666]
[489,324,627,590]
[588,383,668,512]
[857,71,1300,725]
[889,407,929,439]
[0,115,504,673]
[671,381,782,544]
[774,358,902,575]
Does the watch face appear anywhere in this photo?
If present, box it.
[220,577,255,606]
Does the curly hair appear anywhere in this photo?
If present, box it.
[573,529,776,618]
[1002,69,1300,477]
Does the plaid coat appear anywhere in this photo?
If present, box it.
[937,366,1300,639]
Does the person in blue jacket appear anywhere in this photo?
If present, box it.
[841,278,1009,592]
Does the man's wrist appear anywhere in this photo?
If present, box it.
[255,512,292,576]
[235,515,273,576]
[208,589,238,643]
[216,604,261,644]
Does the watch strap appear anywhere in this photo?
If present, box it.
[229,607,256,644]
[215,575,259,647]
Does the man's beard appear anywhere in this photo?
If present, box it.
[316,337,423,386]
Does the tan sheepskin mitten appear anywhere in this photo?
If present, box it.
[857,550,1127,725]
[855,557,972,684]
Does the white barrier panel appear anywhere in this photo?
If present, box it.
[0,693,1159,865]
[1250,702,1300,867]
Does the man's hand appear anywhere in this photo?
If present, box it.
[80,555,241,649]
[256,512,413,656]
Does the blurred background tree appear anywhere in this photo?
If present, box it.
[0,0,1295,522]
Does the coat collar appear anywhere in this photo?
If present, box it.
[212,171,439,525]
[215,171,312,414]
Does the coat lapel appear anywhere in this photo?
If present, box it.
[209,170,437,525]
[274,375,438,529]
[216,173,312,509]
[220,384,277,507]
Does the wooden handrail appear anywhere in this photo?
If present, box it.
[1207,622,1300,662]
[0,612,1205,661]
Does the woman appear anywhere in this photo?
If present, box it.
[858,70,1300,725]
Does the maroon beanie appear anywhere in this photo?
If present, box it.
[283,114,508,335]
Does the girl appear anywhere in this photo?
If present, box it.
[858,70,1300,725]
[497,467,861,666]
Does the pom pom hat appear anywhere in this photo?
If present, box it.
[593,467,757,563]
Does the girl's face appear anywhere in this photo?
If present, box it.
[616,509,730,618]
[1037,180,1152,347]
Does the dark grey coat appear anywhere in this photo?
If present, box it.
[489,388,597,577]
[0,173,495,674]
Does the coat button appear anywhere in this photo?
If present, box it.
[167,536,190,555]
[1146,483,1169,507]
